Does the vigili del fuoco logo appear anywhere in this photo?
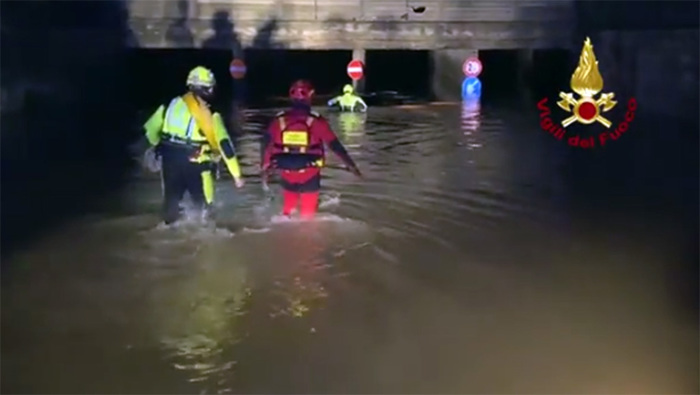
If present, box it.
[537,37,637,149]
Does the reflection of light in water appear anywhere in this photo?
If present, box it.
[270,274,328,319]
[149,241,251,391]
[461,100,482,150]
[337,112,366,136]
[267,223,333,320]
[461,100,481,134]
[263,215,369,322]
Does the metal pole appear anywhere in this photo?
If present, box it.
[352,48,366,93]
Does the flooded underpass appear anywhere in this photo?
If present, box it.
[2,104,698,394]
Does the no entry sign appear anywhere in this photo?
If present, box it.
[229,58,246,79]
[463,56,482,78]
[347,59,364,80]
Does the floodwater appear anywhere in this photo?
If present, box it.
[2,103,697,394]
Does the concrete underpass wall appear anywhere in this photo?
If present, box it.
[128,0,575,50]
[574,0,699,121]
[590,30,699,122]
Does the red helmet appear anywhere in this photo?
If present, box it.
[289,80,314,102]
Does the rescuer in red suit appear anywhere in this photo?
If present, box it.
[261,80,362,219]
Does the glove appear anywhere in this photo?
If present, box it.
[129,136,150,159]
[143,146,162,173]
[348,165,362,178]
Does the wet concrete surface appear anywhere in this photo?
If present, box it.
[1,103,698,394]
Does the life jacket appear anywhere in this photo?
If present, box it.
[160,93,222,163]
[270,110,325,171]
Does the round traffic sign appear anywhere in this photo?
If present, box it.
[229,58,246,79]
[347,59,365,81]
[463,57,482,78]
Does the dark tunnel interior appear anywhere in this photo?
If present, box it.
[127,47,569,107]
[365,50,431,97]
[478,49,572,100]
[476,50,521,99]
[244,49,354,100]
[128,49,434,108]
[128,49,361,109]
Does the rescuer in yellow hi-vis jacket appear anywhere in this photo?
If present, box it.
[142,66,245,225]
[327,84,368,112]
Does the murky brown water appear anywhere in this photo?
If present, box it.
[2,104,697,394]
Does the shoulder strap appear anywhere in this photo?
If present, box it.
[277,111,315,130]
[277,116,286,130]
[306,110,321,127]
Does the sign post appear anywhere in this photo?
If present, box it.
[229,58,247,80]
[229,58,246,104]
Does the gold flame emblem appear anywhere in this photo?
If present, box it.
[557,37,617,128]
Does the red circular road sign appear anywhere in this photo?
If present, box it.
[463,56,482,78]
[347,59,365,80]
[229,58,246,79]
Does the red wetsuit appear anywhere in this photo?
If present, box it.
[262,107,358,218]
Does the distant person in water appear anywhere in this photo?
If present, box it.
[327,84,368,112]
[261,80,362,219]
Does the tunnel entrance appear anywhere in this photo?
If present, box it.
[365,50,431,98]
[478,49,572,101]
[478,50,520,101]
[244,49,351,103]
[126,48,571,107]
[126,48,353,109]
[126,49,234,112]
[531,49,572,96]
